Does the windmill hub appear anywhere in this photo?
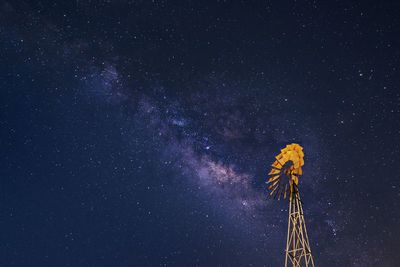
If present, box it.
[282,161,294,178]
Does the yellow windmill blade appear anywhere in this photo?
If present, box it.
[283,184,288,199]
[292,176,299,185]
[268,169,280,175]
[269,184,279,196]
[292,167,303,175]
[271,161,282,169]
[268,179,280,189]
[267,175,280,183]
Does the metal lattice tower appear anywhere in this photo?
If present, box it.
[285,185,314,267]
[267,144,315,267]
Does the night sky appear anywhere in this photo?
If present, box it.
[1,1,400,266]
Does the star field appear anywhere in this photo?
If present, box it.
[1,1,400,266]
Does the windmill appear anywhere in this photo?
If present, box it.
[267,144,315,267]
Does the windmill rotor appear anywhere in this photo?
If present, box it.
[267,143,304,200]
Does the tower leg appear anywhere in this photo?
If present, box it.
[284,186,315,267]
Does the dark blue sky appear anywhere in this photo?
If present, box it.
[1,1,400,266]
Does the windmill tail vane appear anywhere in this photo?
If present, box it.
[267,143,315,267]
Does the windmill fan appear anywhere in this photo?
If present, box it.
[267,143,304,200]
